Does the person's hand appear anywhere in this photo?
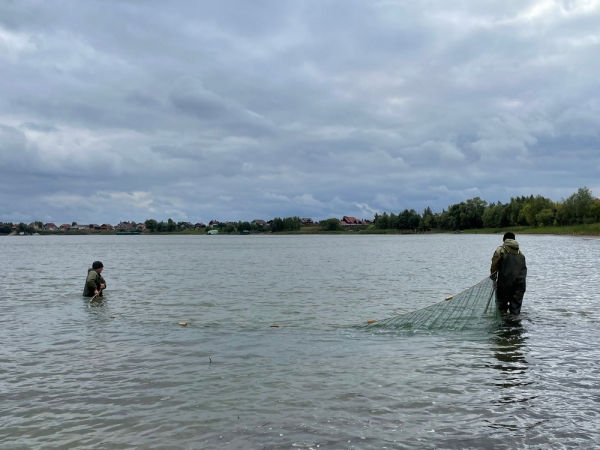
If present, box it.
[100,283,105,289]
[94,289,99,295]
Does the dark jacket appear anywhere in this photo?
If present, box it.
[83,268,106,296]
[490,239,527,291]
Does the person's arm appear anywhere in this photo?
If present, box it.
[490,247,502,276]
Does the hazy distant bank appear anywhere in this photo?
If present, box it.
[4,223,600,237]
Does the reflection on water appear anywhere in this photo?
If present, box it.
[491,318,533,395]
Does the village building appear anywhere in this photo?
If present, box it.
[340,216,360,225]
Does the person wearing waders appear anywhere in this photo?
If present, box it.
[83,261,106,297]
[490,232,527,315]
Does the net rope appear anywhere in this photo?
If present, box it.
[364,276,499,330]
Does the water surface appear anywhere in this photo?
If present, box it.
[1,234,599,449]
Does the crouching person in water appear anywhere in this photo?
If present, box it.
[490,232,527,315]
[83,261,106,297]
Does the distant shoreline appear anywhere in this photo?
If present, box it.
[3,223,599,237]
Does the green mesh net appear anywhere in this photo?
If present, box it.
[364,276,500,330]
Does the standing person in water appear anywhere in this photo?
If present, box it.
[490,232,527,315]
[83,261,106,297]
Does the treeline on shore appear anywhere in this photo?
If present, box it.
[146,186,599,234]
[146,217,336,233]
[372,187,599,232]
[3,187,599,236]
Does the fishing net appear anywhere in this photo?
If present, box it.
[364,276,499,331]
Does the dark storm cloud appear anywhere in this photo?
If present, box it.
[1,0,599,225]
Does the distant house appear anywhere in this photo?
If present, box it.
[252,219,268,227]
[116,221,133,231]
[208,220,220,227]
[44,223,58,230]
[595,198,600,203]
[194,222,207,229]
[341,216,360,225]
[89,224,101,230]
[300,218,314,225]
[28,222,39,229]
[100,224,114,230]
[59,224,71,230]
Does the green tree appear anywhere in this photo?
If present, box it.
[282,216,301,231]
[517,195,555,226]
[483,202,504,228]
[421,207,436,230]
[0,223,14,233]
[167,218,176,232]
[556,187,595,225]
[536,208,555,226]
[376,212,389,229]
[271,216,301,232]
[271,217,284,232]
[321,218,341,231]
[590,201,600,223]
[145,219,158,232]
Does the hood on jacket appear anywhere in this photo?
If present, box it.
[503,238,520,251]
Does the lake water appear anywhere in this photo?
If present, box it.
[1,234,599,449]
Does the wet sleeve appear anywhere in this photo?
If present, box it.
[100,276,106,288]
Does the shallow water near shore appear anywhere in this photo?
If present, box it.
[1,234,599,449]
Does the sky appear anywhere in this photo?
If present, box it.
[1,0,599,225]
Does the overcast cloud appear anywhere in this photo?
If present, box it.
[1,0,599,225]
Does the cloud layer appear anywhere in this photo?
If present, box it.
[1,0,599,224]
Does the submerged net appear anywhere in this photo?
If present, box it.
[364,276,499,331]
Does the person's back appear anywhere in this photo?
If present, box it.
[83,261,106,297]
[491,233,527,315]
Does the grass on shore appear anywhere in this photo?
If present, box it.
[460,223,600,236]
